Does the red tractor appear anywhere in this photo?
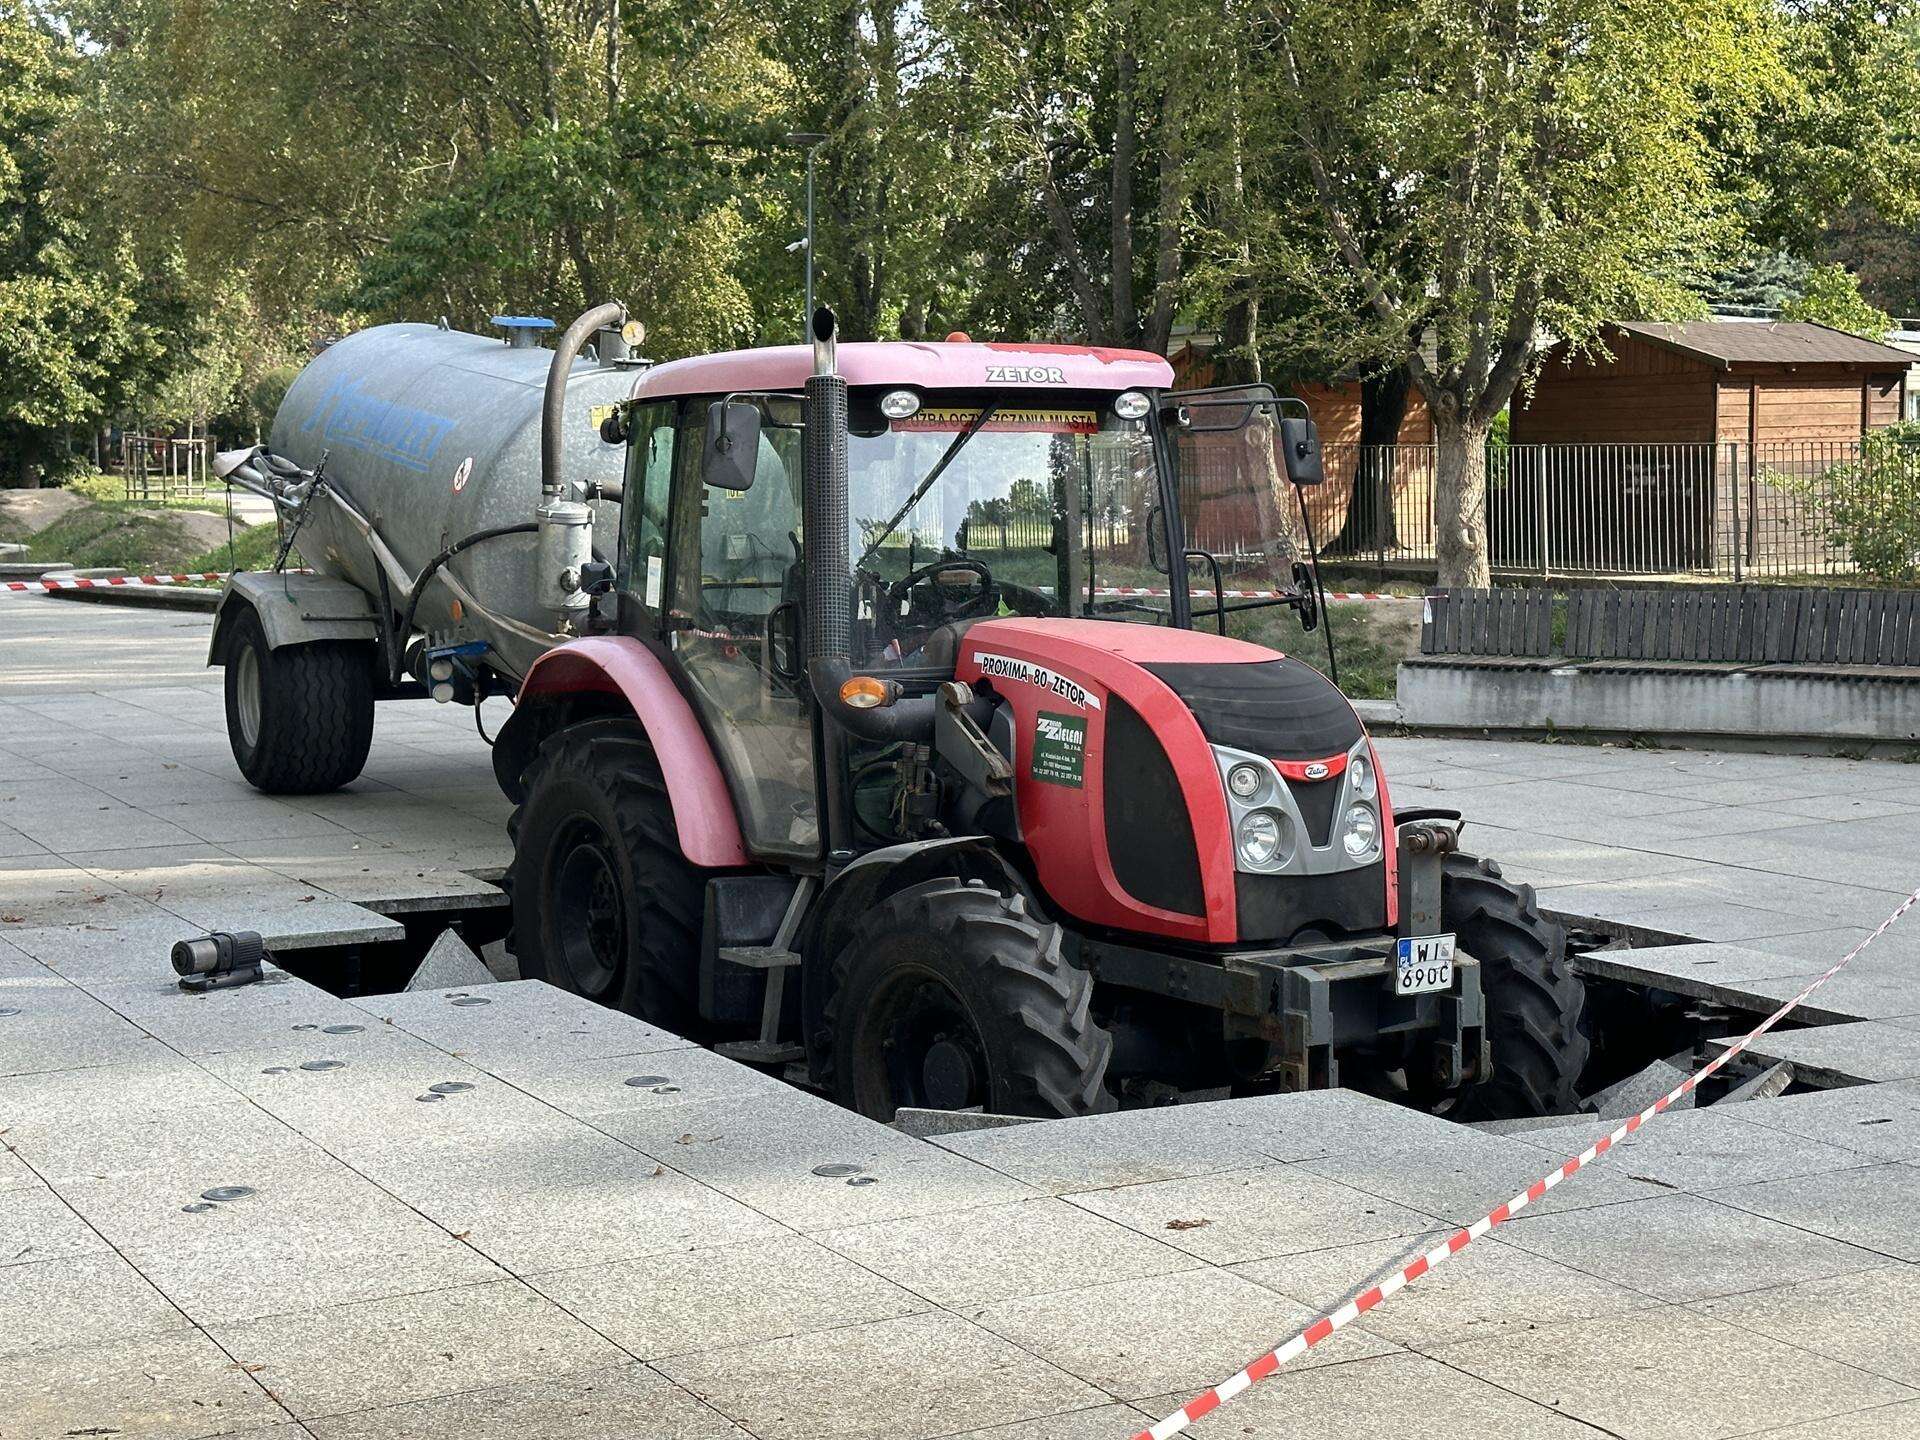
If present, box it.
[488,310,1589,1120]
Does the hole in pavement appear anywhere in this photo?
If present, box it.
[269,900,1850,1126]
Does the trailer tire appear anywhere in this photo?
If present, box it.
[505,719,701,1032]
[1443,853,1590,1119]
[824,877,1116,1121]
[223,606,375,794]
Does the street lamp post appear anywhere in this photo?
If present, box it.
[784,132,826,338]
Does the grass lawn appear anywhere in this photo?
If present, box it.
[186,522,281,574]
[21,505,200,572]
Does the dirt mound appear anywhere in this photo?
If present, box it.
[0,489,89,533]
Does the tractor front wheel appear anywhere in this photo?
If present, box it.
[506,720,702,1032]
[1443,853,1590,1119]
[826,878,1117,1121]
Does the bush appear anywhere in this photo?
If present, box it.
[60,468,122,503]
[1807,423,1920,582]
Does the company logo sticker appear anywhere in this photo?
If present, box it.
[974,652,1100,710]
[450,457,474,494]
[1030,712,1087,788]
[1304,762,1329,780]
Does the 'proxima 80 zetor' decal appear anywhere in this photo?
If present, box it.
[973,652,1101,710]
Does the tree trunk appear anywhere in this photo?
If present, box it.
[1327,366,1409,554]
[1110,48,1136,343]
[1433,411,1492,587]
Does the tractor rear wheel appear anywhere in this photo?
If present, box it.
[825,877,1117,1121]
[506,719,701,1032]
[1443,853,1590,1119]
[222,605,374,794]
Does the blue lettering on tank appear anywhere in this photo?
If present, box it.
[297,373,458,474]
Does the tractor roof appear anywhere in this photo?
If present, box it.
[630,340,1174,401]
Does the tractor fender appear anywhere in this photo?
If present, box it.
[208,571,379,664]
[492,636,750,868]
[797,836,1035,1074]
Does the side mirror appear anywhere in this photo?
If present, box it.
[703,400,761,491]
[1280,414,1325,486]
[598,407,627,445]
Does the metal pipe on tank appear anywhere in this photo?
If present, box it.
[543,302,627,500]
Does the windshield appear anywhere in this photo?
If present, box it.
[660,388,1311,671]
[845,400,1170,663]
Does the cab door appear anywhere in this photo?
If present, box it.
[650,401,819,860]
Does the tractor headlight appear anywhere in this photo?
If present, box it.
[1226,762,1265,802]
[1340,802,1379,858]
[1237,809,1288,868]
[1348,753,1373,799]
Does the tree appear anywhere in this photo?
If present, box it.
[1779,262,1895,339]
[1252,0,1785,584]
[0,4,178,485]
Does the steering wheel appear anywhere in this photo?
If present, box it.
[880,558,999,648]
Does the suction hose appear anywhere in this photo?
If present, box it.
[542,301,627,500]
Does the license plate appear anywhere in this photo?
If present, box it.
[1395,934,1456,996]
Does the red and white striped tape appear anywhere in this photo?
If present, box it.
[2,571,228,596]
[1080,585,1415,603]
[1134,883,1920,1440]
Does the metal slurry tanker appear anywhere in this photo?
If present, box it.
[210,304,640,791]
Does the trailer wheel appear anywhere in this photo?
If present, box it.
[222,606,374,794]
[1443,853,1590,1119]
[505,719,701,1032]
[824,877,1116,1121]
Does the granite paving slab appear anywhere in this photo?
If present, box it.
[1694,1263,1920,1390]
[1729,1080,1920,1161]
[1500,1105,1870,1192]
[970,1266,1398,1402]
[527,1232,929,1360]
[1137,1351,1621,1437]
[0,1250,193,1359]
[1066,1163,1439,1267]
[1431,1305,1918,1440]
[1707,1021,1920,1085]
[1497,1191,1887,1302]
[1234,1231,1656,1350]
[653,1309,1106,1440]
[0,1329,291,1439]
[212,1281,627,1419]
[1707,1161,1920,1264]
[302,1364,748,1440]
[813,1195,1199,1308]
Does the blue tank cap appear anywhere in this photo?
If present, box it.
[491,315,555,329]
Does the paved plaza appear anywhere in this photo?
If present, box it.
[6,592,1920,1439]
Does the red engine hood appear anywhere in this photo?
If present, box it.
[963,616,1280,668]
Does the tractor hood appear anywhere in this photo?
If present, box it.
[954,617,1396,946]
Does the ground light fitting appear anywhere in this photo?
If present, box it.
[171,930,268,990]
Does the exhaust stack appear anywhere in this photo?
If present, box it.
[801,306,934,745]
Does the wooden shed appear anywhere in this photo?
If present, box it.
[1511,320,1910,445]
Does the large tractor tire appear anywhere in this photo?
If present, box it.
[1443,853,1590,1119]
[505,719,701,1031]
[824,876,1117,1121]
[223,606,374,794]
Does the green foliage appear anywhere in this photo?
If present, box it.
[0,4,178,483]
[1708,249,1812,312]
[186,520,280,575]
[1779,263,1895,338]
[1801,422,1920,581]
[23,503,194,571]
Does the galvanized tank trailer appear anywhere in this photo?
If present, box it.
[211,304,640,790]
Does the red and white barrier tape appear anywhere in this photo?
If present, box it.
[1134,882,1920,1440]
[2,571,228,596]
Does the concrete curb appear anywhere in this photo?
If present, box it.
[42,583,219,612]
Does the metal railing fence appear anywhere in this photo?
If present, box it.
[1312,438,1914,581]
